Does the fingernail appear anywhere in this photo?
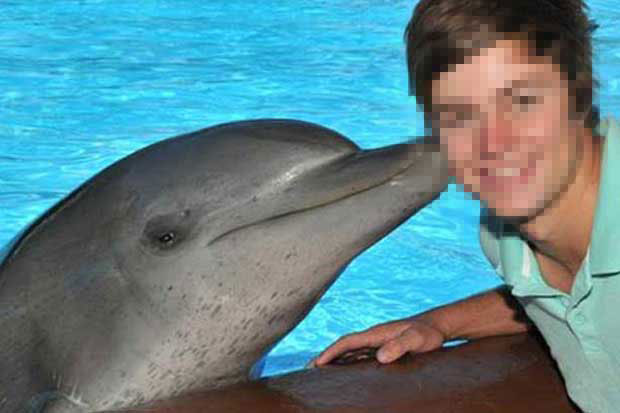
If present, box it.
[376,349,389,363]
[305,359,316,369]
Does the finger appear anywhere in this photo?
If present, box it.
[376,327,425,363]
[314,332,381,366]
[314,321,413,366]
[329,347,378,365]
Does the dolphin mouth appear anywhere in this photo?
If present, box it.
[209,139,446,245]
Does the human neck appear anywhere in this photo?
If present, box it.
[516,131,602,275]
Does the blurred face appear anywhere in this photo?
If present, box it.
[430,39,586,219]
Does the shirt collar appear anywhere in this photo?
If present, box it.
[496,223,557,296]
[589,117,620,275]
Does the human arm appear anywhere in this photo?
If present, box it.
[311,284,532,366]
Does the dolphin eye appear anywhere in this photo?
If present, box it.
[143,227,186,253]
[158,231,177,246]
[141,210,196,254]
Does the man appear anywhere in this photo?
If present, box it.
[312,1,619,411]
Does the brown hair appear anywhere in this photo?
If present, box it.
[404,0,600,131]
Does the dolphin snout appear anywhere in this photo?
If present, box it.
[208,138,449,246]
[387,139,450,194]
[306,138,449,202]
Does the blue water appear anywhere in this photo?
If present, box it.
[1,0,618,378]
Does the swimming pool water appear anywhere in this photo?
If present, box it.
[1,0,618,377]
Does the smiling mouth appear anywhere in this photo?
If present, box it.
[478,158,538,189]
[207,165,414,247]
[492,166,526,177]
[206,143,433,247]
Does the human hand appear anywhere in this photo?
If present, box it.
[309,316,446,367]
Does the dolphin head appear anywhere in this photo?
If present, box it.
[2,119,448,410]
[103,119,448,385]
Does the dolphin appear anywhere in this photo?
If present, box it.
[0,119,448,412]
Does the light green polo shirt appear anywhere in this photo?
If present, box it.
[479,117,620,413]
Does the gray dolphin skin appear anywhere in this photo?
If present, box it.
[0,119,449,412]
